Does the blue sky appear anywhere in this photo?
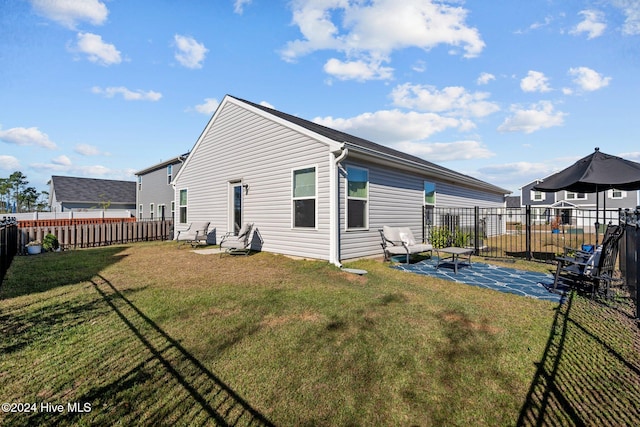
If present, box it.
[1,0,639,195]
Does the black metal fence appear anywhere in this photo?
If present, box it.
[619,208,640,318]
[1,217,18,284]
[426,206,621,262]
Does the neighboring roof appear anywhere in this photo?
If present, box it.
[50,175,136,204]
[134,153,189,176]
[505,196,521,208]
[229,96,510,195]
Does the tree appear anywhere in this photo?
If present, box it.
[0,178,11,213]
[8,171,28,212]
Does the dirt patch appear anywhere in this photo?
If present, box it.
[441,311,502,335]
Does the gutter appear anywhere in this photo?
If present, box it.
[329,144,348,268]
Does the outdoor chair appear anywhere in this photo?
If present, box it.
[176,221,210,248]
[553,224,624,298]
[379,226,433,264]
[219,223,254,256]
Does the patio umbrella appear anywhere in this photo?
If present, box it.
[533,147,640,244]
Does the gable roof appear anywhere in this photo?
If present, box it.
[135,153,189,176]
[50,175,136,204]
[175,94,510,195]
[229,96,509,195]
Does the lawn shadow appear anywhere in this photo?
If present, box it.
[517,291,640,426]
[71,274,275,426]
[0,246,130,299]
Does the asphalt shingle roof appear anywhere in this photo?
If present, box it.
[231,95,510,195]
[51,175,136,204]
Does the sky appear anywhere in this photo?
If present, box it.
[1,0,639,196]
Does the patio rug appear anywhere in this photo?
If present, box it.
[392,258,567,303]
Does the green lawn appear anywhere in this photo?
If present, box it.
[1,242,639,426]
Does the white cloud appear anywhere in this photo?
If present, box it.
[568,66,611,91]
[477,72,495,85]
[391,140,495,162]
[610,0,640,35]
[73,32,121,66]
[234,0,252,14]
[259,101,275,109]
[323,58,393,81]
[313,109,462,143]
[520,70,552,93]
[571,9,606,39]
[0,155,20,171]
[173,35,208,69]
[29,0,108,29]
[390,83,500,118]
[281,0,484,80]
[74,143,107,156]
[52,155,72,166]
[476,161,554,188]
[498,101,566,134]
[193,98,220,115]
[92,86,162,101]
[0,126,57,149]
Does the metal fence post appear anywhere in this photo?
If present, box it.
[525,205,532,261]
[474,206,480,255]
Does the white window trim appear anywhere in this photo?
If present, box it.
[531,190,543,201]
[609,189,626,199]
[424,181,436,206]
[346,165,369,231]
[178,188,188,224]
[291,165,318,230]
[566,191,587,200]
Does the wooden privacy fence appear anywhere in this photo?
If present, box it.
[1,217,18,283]
[17,219,173,253]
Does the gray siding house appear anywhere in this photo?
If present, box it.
[520,178,639,226]
[172,95,509,265]
[135,154,188,220]
[49,175,136,212]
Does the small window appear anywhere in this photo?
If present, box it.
[137,175,142,190]
[158,204,165,219]
[424,181,436,205]
[138,204,143,220]
[150,203,154,220]
[179,189,188,223]
[293,167,316,228]
[566,191,586,200]
[347,166,368,229]
[610,189,625,199]
[167,165,173,185]
[531,190,543,201]
[171,201,175,219]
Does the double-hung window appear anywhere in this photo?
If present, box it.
[347,166,368,229]
[179,189,188,223]
[531,190,543,201]
[167,165,173,185]
[293,167,316,228]
[566,191,586,200]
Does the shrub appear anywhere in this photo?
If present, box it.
[42,233,60,252]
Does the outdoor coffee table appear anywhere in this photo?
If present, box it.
[435,247,473,274]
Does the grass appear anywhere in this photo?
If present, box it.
[1,242,639,426]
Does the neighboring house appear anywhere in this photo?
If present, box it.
[49,175,136,212]
[135,154,188,220]
[520,178,639,226]
[172,95,510,265]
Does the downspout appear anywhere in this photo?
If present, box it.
[330,145,348,267]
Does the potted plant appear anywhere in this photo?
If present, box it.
[43,233,60,252]
[26,239,42,255]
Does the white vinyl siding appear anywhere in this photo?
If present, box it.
[339,160,505,260]
[173,101,332,260]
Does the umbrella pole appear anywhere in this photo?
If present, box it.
[595,187,600,246]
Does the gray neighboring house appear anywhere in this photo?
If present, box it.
[135,154,188,220]
[49,175,136,212]
[172,95,510,266]
[520,178,639,226]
